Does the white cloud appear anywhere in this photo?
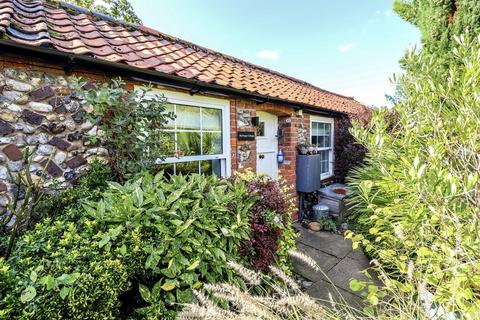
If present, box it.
[337,43,354,53]
[374,9,392,17]
[256,50,279,60]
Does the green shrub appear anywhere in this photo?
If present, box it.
[346,35,480,317]
[2,172,255,319]
[317,217,337,232]
[72,78,175,180]
[33,160,112,222]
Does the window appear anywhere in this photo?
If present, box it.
[256,121,265,137]
[143,89,231,177]
[310,116,334,179]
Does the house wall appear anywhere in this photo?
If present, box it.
[0,55,338,221]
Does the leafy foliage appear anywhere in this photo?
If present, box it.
[394,0,480,73]
[72,78,175,180]
[234,171,297,272]
[334,115,367,181]
[0,148,50,258]
[62,0,141,24]
[1,172,255,319]
[346,35,480,317]
[316,217,337,232]
[34,160,112,222]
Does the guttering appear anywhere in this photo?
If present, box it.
[0,40,345,118]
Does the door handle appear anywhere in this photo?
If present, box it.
[259,154,265,159]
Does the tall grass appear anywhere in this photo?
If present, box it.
[178,251,432,320]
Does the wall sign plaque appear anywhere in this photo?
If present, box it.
[237,131,256,141]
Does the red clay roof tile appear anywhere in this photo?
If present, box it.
[1,0,370,117]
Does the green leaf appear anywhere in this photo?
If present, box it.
[39,275,56,290]
[30,271,38,283]
[20,286,37,303]
[111,225,124,238]
[349,279,365,292]
[152,280,162,300]
[119,244,127,256]
[145,253,160,270]
[133,186,144,207]
[46,275,56,290]
[64,273,80,285]
[139,284,151,302]
[175,218,195,235]
[98,234,111,248]
[211,248,226,261]
[161,281,176,291]
[186,259,200,271]
[59,287,70,300]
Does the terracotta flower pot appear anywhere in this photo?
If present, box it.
[309,222,321,231]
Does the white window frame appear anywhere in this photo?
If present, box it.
[310,115,334,180]
[138,87,231,177]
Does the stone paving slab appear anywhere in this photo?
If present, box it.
[295,225,353,259]
[293,242,340,282]
[306,279,364,309]
[325,256,371,293]
[292,223,380,308]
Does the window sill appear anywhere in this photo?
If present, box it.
[320,173,333,181]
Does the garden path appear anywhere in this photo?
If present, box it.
[292,223,380,309]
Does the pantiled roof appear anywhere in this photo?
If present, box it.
[0,0,370,116]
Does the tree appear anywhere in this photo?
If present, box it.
[63,0,141,24]
[394,0,480,71]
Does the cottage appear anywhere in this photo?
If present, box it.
[0,0,370,217]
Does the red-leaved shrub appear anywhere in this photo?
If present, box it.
[233,172,296,271]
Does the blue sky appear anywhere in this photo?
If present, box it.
[130,0,420,107]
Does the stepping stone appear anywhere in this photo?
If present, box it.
[306,279,364,309]
[325,256,377,294]
[292,242,340,282]
[294,224,353,259]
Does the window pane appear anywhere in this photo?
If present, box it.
[202,108,222,131]
[321,161,329,174]
[324,135,331,148]
[257,122,265,137]
[325,123,331,135]
[176,105,200,130]
[200,159,222,177]
[318,123,325,135]
[318,136,325,148]
[311,136,318,145]
[163,131,176,156]
[318,150,330,174]
[311,122,318,136]
[164,103,175,129]
[177,131,201,156]
[202,132,223,155]
[176,161,200,175]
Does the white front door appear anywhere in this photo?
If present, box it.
[256,111,278,178]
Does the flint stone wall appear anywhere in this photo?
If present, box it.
[0,67,108,216]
